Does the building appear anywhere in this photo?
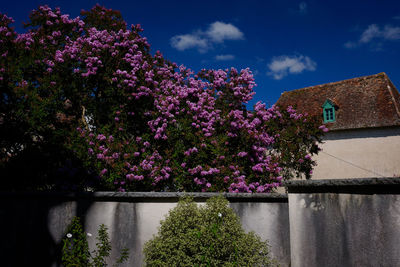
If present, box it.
[276,72,400,179]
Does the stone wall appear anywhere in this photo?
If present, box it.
[285,178,400,267]
[0,192,290,267]
[3,178,400,267]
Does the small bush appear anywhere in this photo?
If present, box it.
[143,196,277,266]
[62,216,129,266]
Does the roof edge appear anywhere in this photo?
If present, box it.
[384,75,400,120]
[280,72,388,97]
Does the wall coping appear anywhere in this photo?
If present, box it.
[284,177,400,194]
[0,191,288,203]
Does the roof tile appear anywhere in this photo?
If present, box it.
[276,73,400,130]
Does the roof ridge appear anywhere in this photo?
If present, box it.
[384,76,400,120]
[281,72,387,95]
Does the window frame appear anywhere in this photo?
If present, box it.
[322,100,336,123]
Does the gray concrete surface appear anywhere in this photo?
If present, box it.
[0,192,290,267]
[4,178,399,267]
[286,178,400,267]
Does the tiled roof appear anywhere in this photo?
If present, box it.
[276,73,400,131]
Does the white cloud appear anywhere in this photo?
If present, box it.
[345,24,400,49]
[267,55,316,80]
[290,2,307,15]
[170,22,244,52]
[206,22,244,43]
[344,41,357,49]
[299,2,308,14]
[170,34,209,53]
[215,54,235,61]
[383,25,400,40]
[359,24,381,43]
[255,56,265,63]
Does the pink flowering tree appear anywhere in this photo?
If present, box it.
[0,5,325,192]
[266,105,328,180]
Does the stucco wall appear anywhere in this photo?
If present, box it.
[4,178,400,267]
[0,192,290,267]
[285,178,400,267]
[311,127,400,179]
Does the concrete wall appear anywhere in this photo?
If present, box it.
[285,178,400,267]
[311,127,400,179]
[5,178,400,267]
[0,192,290,267]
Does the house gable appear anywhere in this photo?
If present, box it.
[276,72,400,131]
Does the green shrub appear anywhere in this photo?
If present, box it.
[143,196,277,266]
[62,216,129,266]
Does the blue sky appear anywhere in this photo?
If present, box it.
[2,0,400,107]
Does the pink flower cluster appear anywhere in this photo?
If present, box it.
[0,13,15,81]
[1,5,324,192]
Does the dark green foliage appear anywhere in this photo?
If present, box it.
[0,6,120,191]
[62,217,91,266]
[81,4,127,32]
[143,196,277,266]
[91,224,112,267]
[61,216,129,267]
[267,106,324,180]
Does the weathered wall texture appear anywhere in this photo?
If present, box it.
[311,127,400,179]
[286,178,400,267]
[0,192,290,267]
[230,201,291,264]
[5,178,400,267]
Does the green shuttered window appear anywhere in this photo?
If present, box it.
[322,100,335,123]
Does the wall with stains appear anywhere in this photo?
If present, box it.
[0,192,290,267]
[286,178,400,267]
[289,193,400,266]
[4,178,399,267]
